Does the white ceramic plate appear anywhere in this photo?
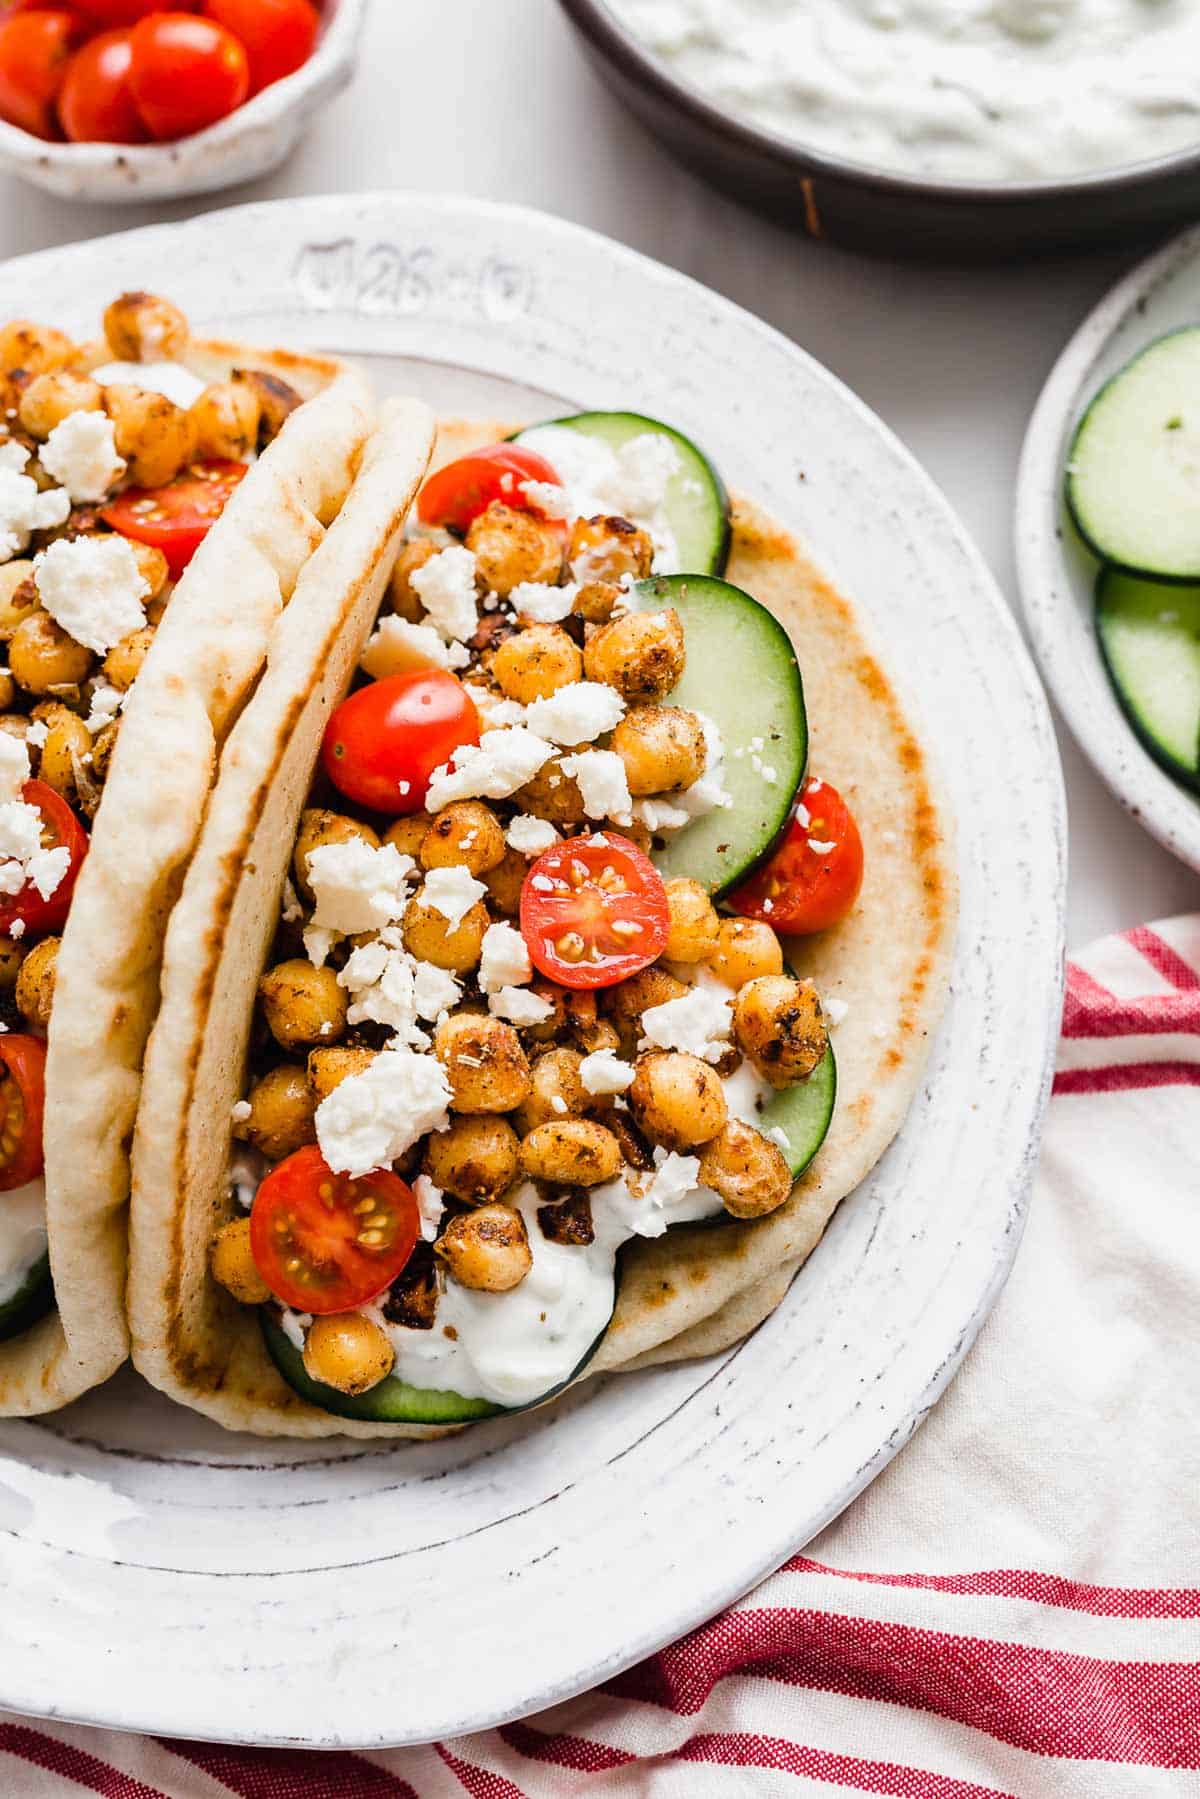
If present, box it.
[0,194,1064,1749]
[1017,225,1200,871]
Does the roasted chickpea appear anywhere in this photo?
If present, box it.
[232,368,301,443]
[708,917,784,989]
[0,565,38,639]
[732,975,828,1089]
[14,934,57,1031]
[127,540,171,609]
[0,938,24,988]
[210,1217,271,1306]
[629,1050,727,1149]
[514,1046,587,1133]
[663,878,720,962]
[465,501,563,597]
[189,380,260,460]
[0,675,12,712]
[383,812,432,860]
[0,321,74,378]
[573,579,622,625]
[402,887,488,972]
[424,1113,520,1205]
[35,704,90,799]
[606,966,687,1022]
[612,704,706,796]
[88,719,118,783]
[519,1118,622,1187]
[18,371,103,441]
[235,1065,316,1161]
[303,1313,395,1395]
[307,1045,377,1103]
[101,624,155,691]
[699,1119,793,1219]
[293,809,380,903]
[259,959,347,1050]
[514,755,587,827]
[102,292,189,363]
[420,801,505,876]
[568,514,654,584]
[483,846,528,916]
[104,385,197,489]
[388,539,438,622]
[583,607,686,703]
[437,1202,531,1292]
[434,1011,531,1113]
[493,625,582,703]
[10,612,93,695]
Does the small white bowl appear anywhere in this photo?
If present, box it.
[0,0,364,202]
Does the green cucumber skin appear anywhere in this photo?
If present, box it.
[684,1039,838,1229]
[0,1251,54,1344]
[1095,567,1200,790]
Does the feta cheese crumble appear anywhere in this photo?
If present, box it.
[425,728,554,811]
[463,685,527,732]
[506,813,558,856]
[413,1173,445,1244]
[558,749,633,826]
[478,921,532,995]
[40,410,125,503]
[517,425,683,572]
[524,680,625,746]
[85,682,124,734]
[579,1047,636,1095]
[488,986,554,1026]
[410,544,478,643]
[507,579,577,624]
[421,865,486,930]
[305,839,414,938]
[641,986,733,1063]
[361,615,470,679]
[315,1047,451,1178]
[0,737,70,905]
[34,535,148,654]
[0,444,69,562]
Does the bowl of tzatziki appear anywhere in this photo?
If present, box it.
[559,0,1200,256]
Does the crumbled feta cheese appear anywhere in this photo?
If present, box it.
[524,680,625,746]
[421,865,486,930]
[641,986,732,1063]
[579,1047,635,1095]
[425,728,554,811]
[824,996,849,1026]
[40,410,124,503]
[336,938,424,1044]
[633,796,690,834]
[0,733,28,805]
[0,449,69,562]
[302,925,337,968]
[0,442,28,473]
[34,535,148,654]
[85,682,124,734]
[488,986,554,1026]
[315,1047,451,1178]
[506,813,558,856]
[231,1100,252,1123]
[558,749,633,825]
[808,838,836,856]
[410,544,478,642]
[278,1307,312,1352]
[306,839,414,937]
[280,876,303,924]
[478,921,532,994]
[412,959,461,1020]
[413,1173,445,1243]
[90,359,205,409]
[507,579,577,624]
[361,615,470,679]
[551,1094,569,1115]
[594,1151,705,1239]
[519,480,572,518]
[517,425,683,571]
[23,722,46,751]
[463,685,527,732]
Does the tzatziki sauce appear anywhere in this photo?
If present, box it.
[0,1179,48,1307]
[605,0,1200,183]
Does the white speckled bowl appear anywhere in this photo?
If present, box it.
[0,0,364,202]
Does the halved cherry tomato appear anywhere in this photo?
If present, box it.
[128,10,248,140]
[520,831,669,990]
[729,777,864,936]
[0,9,83,139]
[417,444,564,536]
[250,1145,419,1315]
[322,671,480,815]
[0,1035,46,1193]
[0,781,87,942]
[59,26,148,143]
[203,0,317,93]
[102,458,247,579]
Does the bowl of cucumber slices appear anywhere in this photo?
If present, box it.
[1018,225,1200,872]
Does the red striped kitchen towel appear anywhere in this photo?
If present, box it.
[4,916,1199,1798]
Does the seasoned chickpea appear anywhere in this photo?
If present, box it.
[0,938,24,988]
[402,887,489,972]
[573,579,622,625]
[36,705,90,798]
[664,877,719,962]
[612,704,706,795]
[104,385,196,489]
[189,380,260,460]
[383,812,432,860]
[259,959,347,1050]
[434,1011,531,1113]
[732,975,828,1089]
[18,371,103,440]
[0,674,12,711]
[708,917,784,989]
[583,607,685,703]
[128,539,170,605]
[437,1202,531,1292]
[210,1217,271,1306]
[629,1050,727,1149]
[606,966,687,1023]
[307,1045,377,1103]
[303,1313,394,1396]
[235,1065,316,1161]
[388,539,438,622]
[465,501,563,597]
[0,321,74,378]
[699,1119,793,1219]
[483,846,528,917]
[424,1113,520,1205]
[568,514,654,584]
[10,612,93,694]
[514,1046,587,1133]
[102,292,188,363]
[519,1118,622,1186]
[493,624,582,703]
[514,755,587,827]
[101,624,155,691]
[14,935,57,1031]
[232,368,301,443]
[420,801,505,876]
[88,720,118,783]
[293,808,380,902]
[0,565,38,639]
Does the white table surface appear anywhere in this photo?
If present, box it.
[3,0,1193,948]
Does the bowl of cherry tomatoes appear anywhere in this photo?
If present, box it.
[0,0,364,199]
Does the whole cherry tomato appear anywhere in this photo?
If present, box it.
[203,0,318,93]
[0,1035,46,1192]
[417,444,564,536]
[59,27,148,143]
[322,671,480,815]
[73,0,195,22]
[728,777,864,936]
[0,782,88,942]
[250,1146,420,1315]
[519,831,670,989]
[102,458,247,578]
[128,10,248,140]
[0,9,83,139]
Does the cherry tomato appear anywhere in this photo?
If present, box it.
[128,11,248,140]
[73,0,195,21]
[203,0,317,93]
[0,781,88,943]
[729,777,864,936]
[102,457,247,579]
[0,1035,46,1193]
[417,444,564,536]
[250,1145,419,1315]
[0,9,83,139]
[59,27,148,143]
[322,671,480,816]
[520,831,669,990]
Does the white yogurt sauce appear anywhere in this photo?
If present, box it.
[0,1179,48,1307]
[607,0,1200,182]
[90,360,206,410]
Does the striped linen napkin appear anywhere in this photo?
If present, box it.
[3,916,1198,1797]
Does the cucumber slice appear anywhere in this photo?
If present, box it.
[0,1250,53,1344]
[1096,568,1200,789]
[512,411,730,575]
[630,574,807,893]
[762,1041,837,1181]
[1067,329,1200,581]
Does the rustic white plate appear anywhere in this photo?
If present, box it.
[1017,225,1200,871]
[0,194,1064,1749]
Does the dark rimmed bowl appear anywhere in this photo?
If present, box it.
[559,0,1200,260]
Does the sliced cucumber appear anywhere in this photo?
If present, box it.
[512,411,730,575]
[630,573,807,894]
[0,1251,53,1344]
[762,1041,837,1181]
[1067,329,1200,581]
[1096,568,1200,789]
